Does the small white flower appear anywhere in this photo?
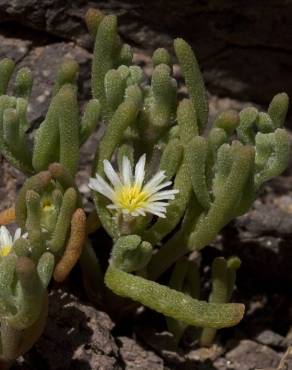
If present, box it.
[89,154,179,218]
[0,226,22,257]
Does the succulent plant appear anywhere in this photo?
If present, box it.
[0,7,290,367]
[85,8,290,344]
[0,163,86,367]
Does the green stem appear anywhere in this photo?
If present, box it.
[80,242,104,305]
[105,265,244,329]
[148,196,202,280]
[147,230,188,281]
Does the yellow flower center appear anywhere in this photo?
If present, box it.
[116,185,149,212]
[40,197,58,233]
[42,200,54,211]
[0,244,12,257]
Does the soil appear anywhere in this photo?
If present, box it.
[1,3,292,370]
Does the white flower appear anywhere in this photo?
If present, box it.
[0,226,22,257]
[89,154,179,218]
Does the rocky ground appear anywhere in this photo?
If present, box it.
[1,2,292,369]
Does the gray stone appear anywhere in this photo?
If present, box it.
[137,328,185,365]
[0,33,91,126]
[118,336,164,370]
[16,289,121,370]
[0,0,89,45]
[256,330,286,349]
[19,42,91,125]
[0,0,291,111]
[0,34,31,62]
[225,340,280,370]
[223,198,292,286]
[236,202,292,237]
[0,160,25,211]
[277,347,292,370]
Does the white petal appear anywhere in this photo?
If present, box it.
[0,226,4,245]
[154,212,166,218]
[103,160,122,189]
[144,203,168,213]
[143,171,166,193]
[148,189,179,202]
[133,208,146,216]
[146,180,173,196]
[134,154,146,189]
[0,226,12,246]
[122,156,133,186]
[144,204,167,218]
[149,194,176,202]
[89,174,116,201]
[87,155,179,220]
[149,201,170,207]
[107,204,119,210]
[13,228,22,242]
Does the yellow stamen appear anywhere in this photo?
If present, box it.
[116,185,149,212]
[0,245,12,257]
[42,200,54,211]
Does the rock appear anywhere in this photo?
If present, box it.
[0,160,25,211]
[118,336,164,370]
[225,340,280,370]
[256,330,286,349]
[19,42,91,125]
[236,202,292,237]
[137,327,185,365]
[0,0,90,45]
[70,354,120,370]
[222,197,292,288]
[0,33,91,126]
[0,0,292,112]
[184,345,224,370]
[213,357,230,370]
[15,289,121,370]
[0,34,31,62]
[277,347,292,370]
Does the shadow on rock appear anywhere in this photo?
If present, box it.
[12,288,120,370]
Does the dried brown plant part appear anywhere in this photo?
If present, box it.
[53,208,86,282]
[0,207,15,225]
